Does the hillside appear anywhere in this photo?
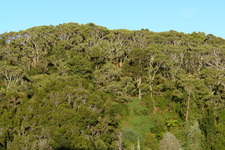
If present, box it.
[0,23,225,149]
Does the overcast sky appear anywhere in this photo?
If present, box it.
[1,0,225,39]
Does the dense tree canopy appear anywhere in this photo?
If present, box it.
[0,22,225,149]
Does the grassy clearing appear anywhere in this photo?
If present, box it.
[120,98,154,136]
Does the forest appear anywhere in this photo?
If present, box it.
[0,22,225,150]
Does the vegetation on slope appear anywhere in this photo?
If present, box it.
[0,22,225,149]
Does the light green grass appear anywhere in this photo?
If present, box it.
[121,98,154,136]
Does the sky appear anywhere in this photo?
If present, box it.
[1,0,225,39]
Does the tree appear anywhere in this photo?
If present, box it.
[159,132,182,150]
[93,62,121,89]
[108,29,135,67]
[199,108,216,149]
[0,64,24,89]
[67,53,93,79]
[123,48,147,99]
[143,132,158,150]
[145,44,167,113]
[183,120,203,150]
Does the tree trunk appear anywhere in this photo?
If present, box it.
[185,95,190,121]
[130,144,134,150]
[136,76,142,99]
[118,131,123,150]
[150,85,156,114]
[137,137,140,150]
[119,58,123,68]
[138,87,142,100]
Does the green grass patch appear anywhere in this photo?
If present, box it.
[120,98,154,136]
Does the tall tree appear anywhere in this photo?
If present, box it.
[123,48,147,99]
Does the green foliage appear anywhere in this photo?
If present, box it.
[166,120,178,128]
[67,53,93,79]
[0,23,225,149]
[181,120,204,150]
[143,132,158,150]
[159,132,182,150]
